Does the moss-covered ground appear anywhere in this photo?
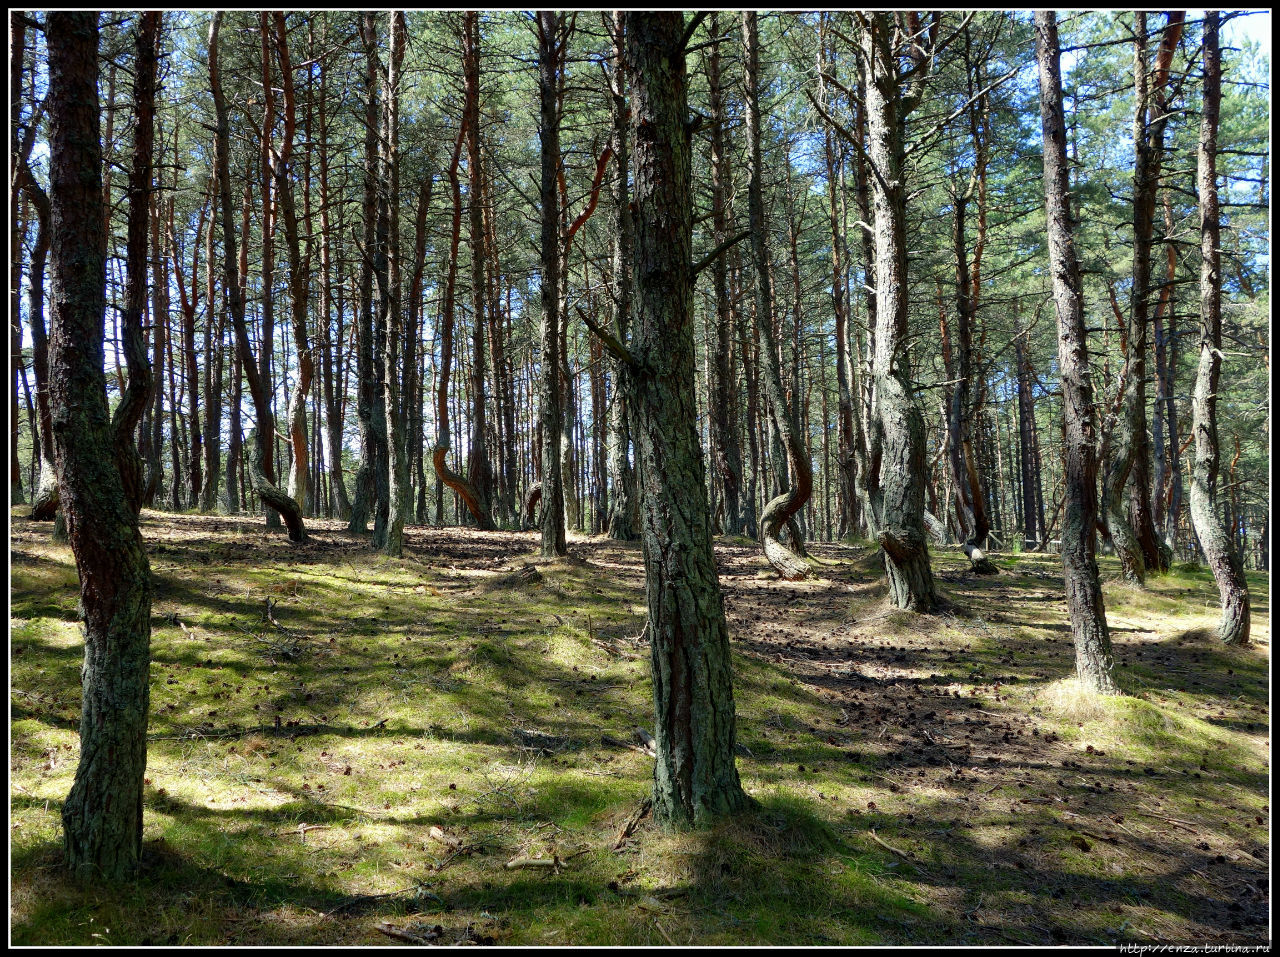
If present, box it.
[9,509,1270,944]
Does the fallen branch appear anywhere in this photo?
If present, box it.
[1134,810,1199,834]
[375,922,442,945]
[868,828,913,860]
[505,854,560,870]
[633,727,657,756]
[613,798,653,850]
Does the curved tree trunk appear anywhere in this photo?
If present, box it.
[1034,11,1119,695]
[48,10,155,880]
[209,11,304,542]
[1189,11,1250,647]
[862,13,937,610]
[626,11,751,828]
[743,12,811,581]
[433,114,494,530]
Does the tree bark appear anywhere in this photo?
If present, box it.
[348,12,380,535]
[605,11,638,542]
[626,11,752,828]
[537,11,567,556]
[47,10,154,880]
[861,12,938,610]
[1189,11,1250,647]
[380,11,409,553]
[743,12,811,581]
[433,115,494,530]
[463,11,495,532]
[209,11,305,541]
[1034,11,1119,694]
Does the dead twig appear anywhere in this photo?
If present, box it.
[375,922,442,944]
[1135,810,1199,834]
[868,828,913,860]
[613,798,653,850]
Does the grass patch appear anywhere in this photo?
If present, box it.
[9,511,1270,945]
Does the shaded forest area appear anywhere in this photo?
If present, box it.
[8,9,1271,947]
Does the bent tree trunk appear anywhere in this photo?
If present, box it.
[433,114,494,530]
[743,11,810,581]
[862,13,937,610]
[1034,11,1118,694]
[47,10,153,880]
[209,12,305,542]
[1189,11,1250,647]
[626,11,751,828]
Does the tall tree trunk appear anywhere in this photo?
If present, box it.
[1189,11,1250,647]
[380,11,408,554]
[9,12,27,504]
[200,181,223,512]
[209,11,304,542]
[1034,11,1118,694]
[433,115,494,529]
[48,10,154,880]
[1015,333,1046,550]
[743,11,811,581]
[348,12,379,535]
[702,12,744,538]
[462,11,495,534]
[314,25,351,520]
[537,10,567,556]
[862,12,937,609]
[818,17,857,540]
[625,11,751,828]
[272,13,313,516]
[602,12,638,542]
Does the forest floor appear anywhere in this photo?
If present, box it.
[9,508,1271,946]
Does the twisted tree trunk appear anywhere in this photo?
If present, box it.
[743,12,811,581]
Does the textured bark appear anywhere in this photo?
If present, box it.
[168,179,210,510]
[348,13,379,535]
[604,11,638,542]
[17,150,53,469]
[111,11,160,517]
[10,11,26,504]
[380,11,408,554]
[537,11,567,557]
[199,185,223,513]
[626,11,751,828]
[47,11,153,880]
[1189,12,1250,647]
[272,12,314,516]
[1034,12,1119,695]
[704,13,744,537]
[743,12,811,581]
[1015,334,1046,550]
[315,36,351,521]
[817,18,857,540]
[463,11,495,532]
[862,13,937,610]
[943,125,993,572]
[209,12,304,540]
[433,115,494,530]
